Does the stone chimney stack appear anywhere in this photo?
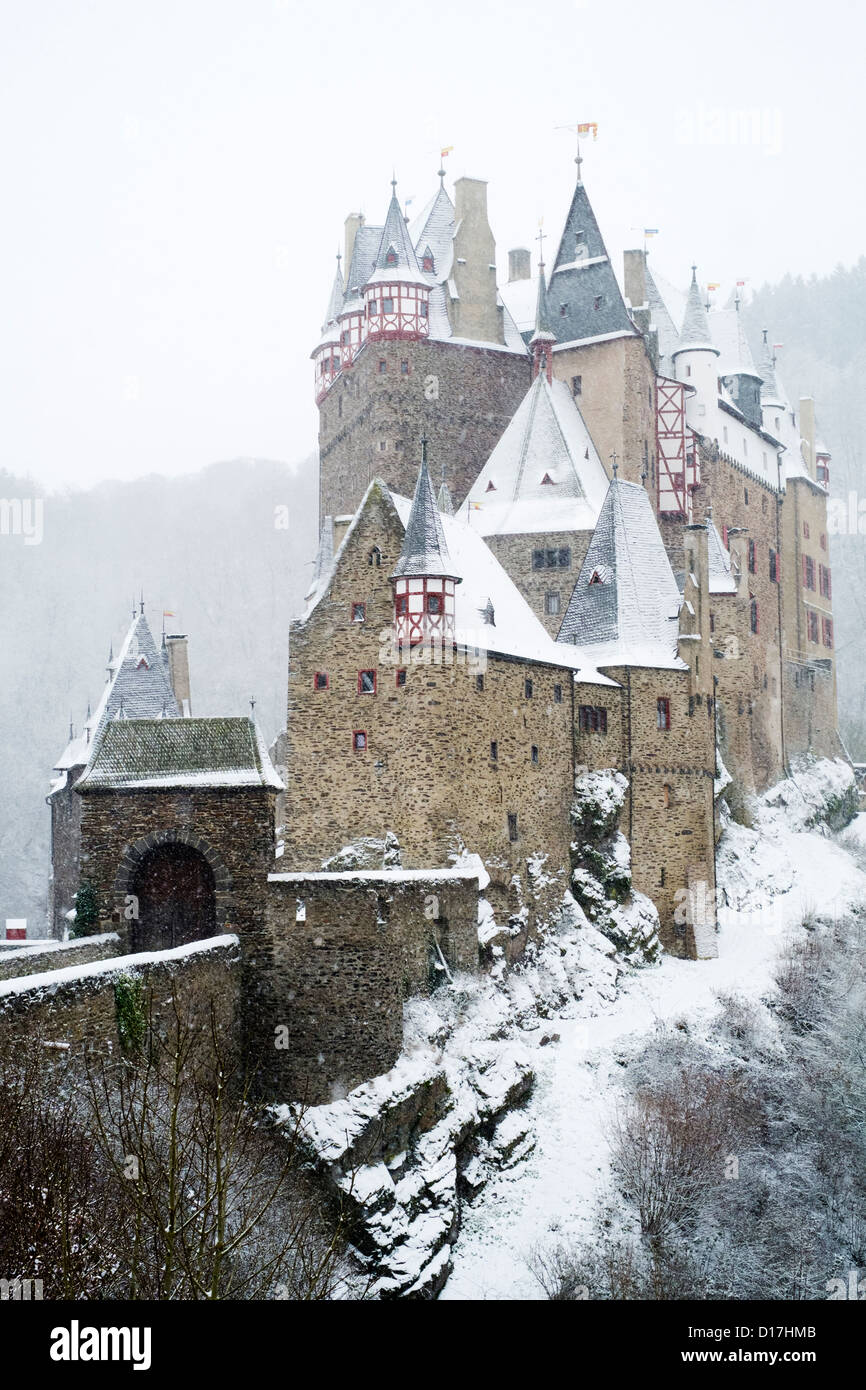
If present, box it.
[449,177,504,345]
[623,248,647,309]
[508,247,531,282]
[165,635,191,716]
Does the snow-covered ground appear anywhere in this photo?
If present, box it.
[441,792,866,1301]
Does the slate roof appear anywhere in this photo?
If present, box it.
[712,303,761,380]
[548,177,636,343]
[52,613,181,778]
[76,718,284,792]
[645,262,682,375]
[757,330,784,405]
[557,479,684,669]
[530,266,556,344]
[410,184,455,281]
[675,269,718,355]
[707,519,738,594]
[343,223,382,303]
[457,374,608,537]
[391,457,459,579]
[367,185,426,287]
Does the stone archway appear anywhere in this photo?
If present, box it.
[114,828,232,952]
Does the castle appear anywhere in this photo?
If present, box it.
[46,154,843,1103]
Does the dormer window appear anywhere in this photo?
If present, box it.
[593,295,603,311]
[540,472,555,485]
[136,656,150,670]
[421,246,434,273]
[385,246,398,267]
[589,571,603,586]
[486,480,496,492]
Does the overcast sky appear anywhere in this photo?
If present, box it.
[2,0,863,490]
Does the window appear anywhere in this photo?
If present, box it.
[579,705,608,733]
[378,439,387,451]
[558,547,571,569]
[744,488,749,505]
[802,557,815,591]
[572,375,582,397]
[822,617,834,648]
[486,480,496,492]
[769,549,779,582]
[544,592,561,616]
[803,521,810,539]
[396,668,407,688]
[426,592,442,614]
[507,812,518,842]
[560,303,568,316]
[762,495,768,514]
[524,678,533,699]
[531,745,539,765]
[385,247,397,266]
[378,359,387,373]
[476,674,484,692]
[352,730,367,751]
[820,532,827,551]
[395,594,408,616]
[657,697,671,731]
[819,564,832,599]
[382,297,394,313]
[422,252,434,273]
[314,672,329,690]
[401,360,409,375]
[541,472,555,485]
[338,396,342,417]
[368,546,382,567]
[807,611,819,643]
[554,684,562,704]
[710,612,715,633]
[490,741,498,761]
[352,602,366,622]
[593,295,603,311]
[750,598,759,634]
[358,669,376,694]
[748,538,756,573]
[532,550,544,570]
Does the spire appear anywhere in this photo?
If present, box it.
[437,479,454,516]
[322,251,344,328]
[547,171,635,343]
[674,267,719,355]
[757,328,784,405]
[530,263,555,344]
[368,177,423,282]
[391,441,459,580]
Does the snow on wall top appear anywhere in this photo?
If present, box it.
[456,374,608,537]
[557,479,685,669]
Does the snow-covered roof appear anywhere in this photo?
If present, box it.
[557,479,685,669]
[392,459,458,580]
[711,304,761,380]
[707,519,738,594]
[75,717,284,792]
[409,185,455,282]
[675,270,718,355]
[498,272,538,336]
[366,186,428,289]
[52,612,181,781]
[547,177,636,344]
[644,263,682,374]
[456,374,608,537]
[343,223,382,299]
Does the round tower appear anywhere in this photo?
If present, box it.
[672,267,720,425]
[364,179,431,343]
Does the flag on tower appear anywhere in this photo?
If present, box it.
[707,281,720,291]
[644,228,659,237]
[577,122,598,140]
[440,145,454,159]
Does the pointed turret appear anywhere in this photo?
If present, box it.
[323,253,344,328]
[672,267,720,415]
[547,171,636,344]
[311,251,344,401]
[364,179,431,341]
[391,443,460,651]
[757,329,784,407]
[720,297,763,429]
[437,480,455,516]
[676,267,718,354]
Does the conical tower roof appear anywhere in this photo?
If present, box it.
[548,174,635,343]
[557,478,682,665]
[675,268,719,356]
[392,449,460,580]
[530,264,556,345]
[437,480,455,516]
[367,180,425,286]
[323,255,344,328]
[757,330,785,405]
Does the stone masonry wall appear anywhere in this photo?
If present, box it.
[551,335,657,489]
[263,871,480,1103]
[0,932,122,982]
[485,530,593,636]
[318,337,529,520]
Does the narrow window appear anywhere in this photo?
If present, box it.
[531,745,539,765]
[769,549,778,582]
[314,671,329,690]
[744,487,749,505]
[820,532,827,551]
[401,359,409,375]
[553,684,562,704]
[476,674,484,692]
[663,783,671,808]
[378,359,387,374]
[358,669,377,694]
[385,247,397,266]
[352,602,366,622]
[657,697,671,731]
[748,538,756,573]
[822,617,834,648]
[352,730,367,751]
[750,598,759,635]
[525,678,533,699]
[490,740,498,761]
[395,594,408,616]
[426,592,442,614]
[803,521,810,539]
[368,546,382,567]
[544,592,561,616]
[382,296,394,313]
[558,547,571,568]
[807,611,819,643]
[532,549,545,571]
[508,812,518,842]
[419,301,428,319]
[396,668,407,688]
[593,295,603,311]
[572,375,582,397]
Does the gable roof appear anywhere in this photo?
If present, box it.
[76,717,284,792]
[548,177,636,343]
[557,479,685,669]
[456,374,608,536]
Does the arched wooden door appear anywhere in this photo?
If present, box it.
[130,843,216,952]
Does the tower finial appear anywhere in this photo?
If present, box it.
[536,223,546,271]
[610,449,619,478]
[421,434,428,468]
[139,588,144,616]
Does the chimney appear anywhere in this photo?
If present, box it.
[344,214,364,285]
[333,515,354,551]
[799,396,816,479]
[508,247,531,282]
[623,249,647,310]
[165,635,191,716]
[450,177,504,345]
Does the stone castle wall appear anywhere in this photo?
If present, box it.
[551,334,656,487]
[485,530,594,636]
[318,338,529,520]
